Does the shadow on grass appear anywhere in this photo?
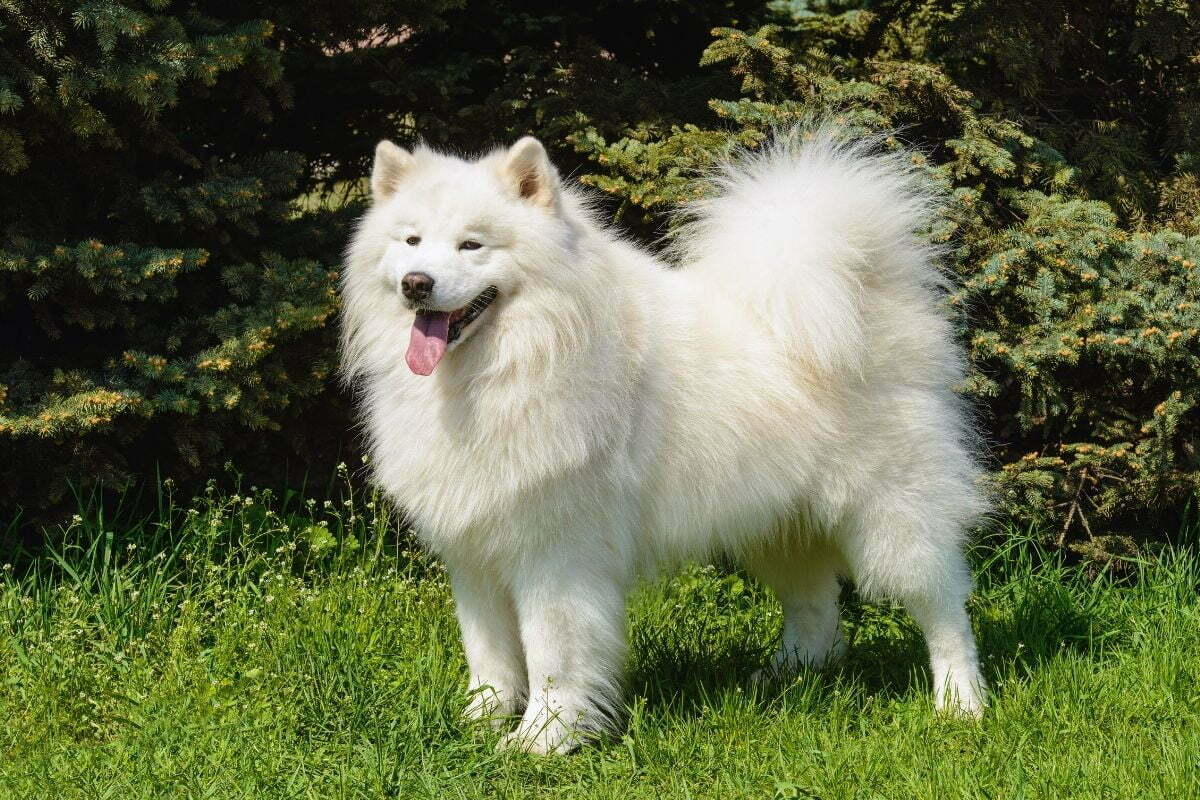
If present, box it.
[624,560,1116,721]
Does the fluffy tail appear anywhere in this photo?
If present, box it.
[672,125,946,374]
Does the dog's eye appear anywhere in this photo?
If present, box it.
[459,240,482,251]
[405,236,421,246]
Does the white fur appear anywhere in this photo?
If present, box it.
[341,126,989,754]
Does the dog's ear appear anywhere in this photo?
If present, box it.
[503,137,559,209]
[371,140,413,201]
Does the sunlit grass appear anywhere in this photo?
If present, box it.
[1,473,1197,798]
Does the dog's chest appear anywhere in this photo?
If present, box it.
[364,371,627,540]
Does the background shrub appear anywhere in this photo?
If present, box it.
[2,0,1197,553]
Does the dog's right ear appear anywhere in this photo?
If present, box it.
[371,140,413,201]
[503,137,559,209]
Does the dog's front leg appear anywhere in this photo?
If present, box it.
[447,558,527,728]
[499,548,629,755]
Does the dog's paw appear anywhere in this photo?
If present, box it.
[496,726,581,756]
[934,687,987,720]
[495,713,584,756]
[933,671,988,719]
[462,686,520,731]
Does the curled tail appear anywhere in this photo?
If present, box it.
[672,125,946,374]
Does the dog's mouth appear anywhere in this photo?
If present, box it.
[406,286,498,376]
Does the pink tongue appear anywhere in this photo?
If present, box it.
[406,311,450,376]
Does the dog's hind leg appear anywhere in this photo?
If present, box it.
[837,501,987,717]
[745,539,846,679]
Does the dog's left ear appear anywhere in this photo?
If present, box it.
[371,140,413,202]
[503,137,559,209]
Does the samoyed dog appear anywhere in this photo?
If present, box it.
[341,125,988,754]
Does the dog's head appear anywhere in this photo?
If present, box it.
[353,137,567,376]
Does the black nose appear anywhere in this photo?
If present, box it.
[401,271,434,302]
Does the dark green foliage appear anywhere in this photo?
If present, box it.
[2,1,1197,550]
[925,0,1200,229]
[256,0,766,194]
[0,2,350,512]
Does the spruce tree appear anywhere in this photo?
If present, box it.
[0,2,352,511]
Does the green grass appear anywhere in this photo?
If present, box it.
[2,474,1198,799]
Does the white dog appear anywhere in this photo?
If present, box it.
[341,125,988,754]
